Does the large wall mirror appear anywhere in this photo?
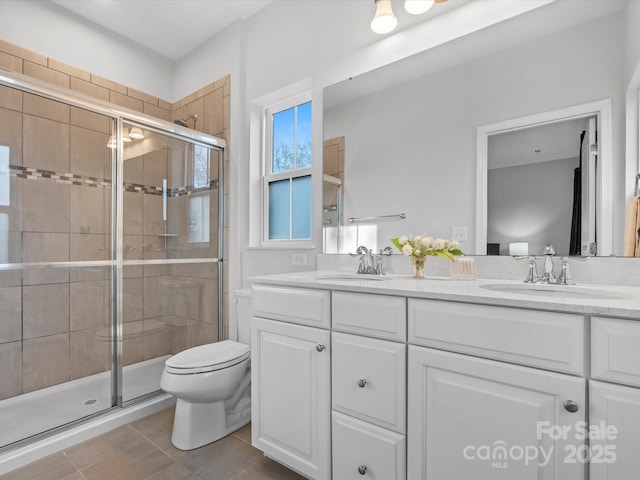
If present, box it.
[322,1,630,256]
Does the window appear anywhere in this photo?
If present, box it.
[264,97,312,241]
[188,144,211,243]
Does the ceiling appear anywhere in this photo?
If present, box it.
[488,118,591,170]
[49,0,273,61]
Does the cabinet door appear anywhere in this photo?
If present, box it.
[408,346,586,480]
[589,380,640,480]
[251,317,331,480]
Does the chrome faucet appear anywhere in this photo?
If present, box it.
[351,246,392,275]
[518,247,580,285]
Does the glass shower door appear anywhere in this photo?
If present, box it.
[121,124,222,403]
[0,86,116,448]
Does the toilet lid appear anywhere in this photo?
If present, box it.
[165,340,249,374]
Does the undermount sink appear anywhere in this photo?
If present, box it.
[480,283,634,300]
[315,274,391,282]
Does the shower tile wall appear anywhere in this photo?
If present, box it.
[0,39,230,404]
[172,76,230,339]
[0,78,114,399]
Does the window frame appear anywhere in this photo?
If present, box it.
[262,93,313,244]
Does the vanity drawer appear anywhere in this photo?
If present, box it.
[252,285,330,328]
[332,412,406,480]
[332,291,406,341]
[592,317,640,388]
[332,332,406,433]
[408,299,585,375]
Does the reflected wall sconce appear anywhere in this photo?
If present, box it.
[106,127,145,149]
[371,0,447,34]
[129,127,145,140]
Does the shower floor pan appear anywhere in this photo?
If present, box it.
[0,355,169,449]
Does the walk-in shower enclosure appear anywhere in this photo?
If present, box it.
[0,70,225,450]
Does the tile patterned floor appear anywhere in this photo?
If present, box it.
[0,407,306,480]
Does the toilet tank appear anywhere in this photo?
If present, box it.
[235,288,252,345]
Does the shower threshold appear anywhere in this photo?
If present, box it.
[0,355,170,449]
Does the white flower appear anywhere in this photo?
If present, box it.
[401,244,414,256]
[413,235,422,243]
[398,236,409,245]
[420,237,433,248]
[434,238,446,249]
[449,240,460,250]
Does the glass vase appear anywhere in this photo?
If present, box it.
[411,256,427,279]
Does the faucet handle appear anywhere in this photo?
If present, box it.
[558,257,575,285]
[543,244,556,255]
[524,256,540,283]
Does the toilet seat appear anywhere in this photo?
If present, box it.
[165,340,250,375]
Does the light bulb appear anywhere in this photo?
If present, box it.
[370,0,397,34]
[404,0,435,15]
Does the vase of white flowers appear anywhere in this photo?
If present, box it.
[391,235,464,278]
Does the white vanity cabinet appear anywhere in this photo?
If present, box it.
[249,277,640,480]
[251,286,331,480]
[589,317,640,479]
[407,299,587,480]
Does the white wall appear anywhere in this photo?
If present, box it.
[0,0,173,100]
[624,1,640,208]
[324,12,625,254]
[488,157,579,257]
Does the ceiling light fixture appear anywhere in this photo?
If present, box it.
[371,0,447,34]
[107,135,117,149]
[404,0,434,15]
[370,0,398,34]
[122,128,132,143]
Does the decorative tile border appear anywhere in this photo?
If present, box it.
[7,165,218,197]
[10,165,111,188]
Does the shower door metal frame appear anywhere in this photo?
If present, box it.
[0,69,226,443]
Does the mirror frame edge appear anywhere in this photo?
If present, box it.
[475,98,613,257]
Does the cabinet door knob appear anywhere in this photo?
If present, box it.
[563,400,579,413]
[316,344,325,352]
[358,465,367,475]
[357,378,367,388]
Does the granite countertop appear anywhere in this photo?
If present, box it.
[248,271,640,319]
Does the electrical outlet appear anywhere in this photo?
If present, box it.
[451,227,468,242]
[292,253,307,266]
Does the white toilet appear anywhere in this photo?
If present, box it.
[160,289,252,450]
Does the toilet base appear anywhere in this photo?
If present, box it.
[171,397,250,450]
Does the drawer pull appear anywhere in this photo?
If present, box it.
[358,465,367,475]
[563,400,579,413]
[316,344,325,352]
[356,378,367,388]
